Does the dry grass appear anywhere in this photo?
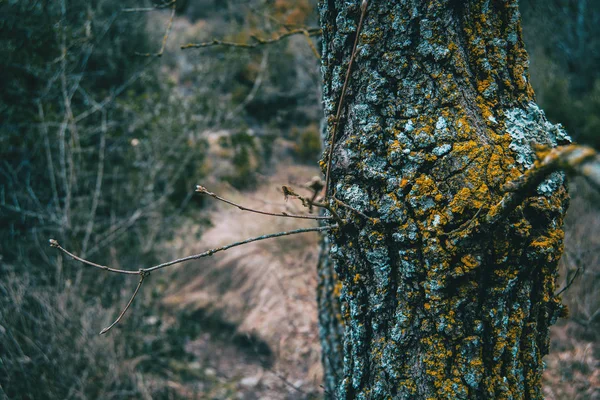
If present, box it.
[543,177,600,400]
[161,163,324,398]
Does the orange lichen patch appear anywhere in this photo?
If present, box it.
[421,335,472,397]
[369,229,387,244]
[400,178,409,190]
[447,182,489,216]
[476,95,496,122]
[421,335,451,378]
[333,280,343,298]
[528,228,565,266]
[451,140,481,159]
[486,147,510,187]
[388,140,402,154]
[477,78,492,95]
[453,254,481,277]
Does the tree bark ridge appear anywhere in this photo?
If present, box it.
[317,1,569,398]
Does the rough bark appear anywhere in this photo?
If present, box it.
[317,1,570,399]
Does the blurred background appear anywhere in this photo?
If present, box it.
[0,0,597,399]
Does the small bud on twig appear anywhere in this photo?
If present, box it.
[49,239,59,247]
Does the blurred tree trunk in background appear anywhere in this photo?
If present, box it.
[317,1,570,398]
[520,0,600,148]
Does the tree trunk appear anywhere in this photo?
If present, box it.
[317,1,570,398]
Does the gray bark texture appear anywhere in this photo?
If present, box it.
[316,1,570,399]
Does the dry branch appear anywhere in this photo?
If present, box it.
[486,144,600,226]
[324,0,368,196]
[135,1,176,57]
[195,185,332,220]
[100,274,147,335]
[181,28,321,50]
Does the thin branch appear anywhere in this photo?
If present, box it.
[225,49,270,120]
[135,1,176,57]
[81,111,107,256]
[74,59,153,123]
[100,274,147,335]
[195,185,332,220]
[37,102,61,219]
[324,0,368,196]
[244,5,320,59]
[122,1,176,12]
[181,28,321,50]
[302,29,321,59]
[556,261,581,297]
[333,196,374,222]
[50,225,336,276]
[144,225,336,273]
[49,239,139,275]
[485,144,599,226]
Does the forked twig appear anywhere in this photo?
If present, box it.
[50,224,336,333]
[50,225,336,276]
[195,185,332,220]
[324,0,368,196]
[555,251,583,297]
[281,186,343,224]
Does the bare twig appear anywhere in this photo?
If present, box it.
[302,29,321,59]
[100,273,147,334]
[37,102,61,219]
[49,239,139,275]
[123,1,176,12]
[143,225,336,273]
[195,185,332,220]
[181,28,321,50]
[50,224,336,332]
[74,60,153,123]
[324,0,368,196]
[50,225,336,276]
[135,1,176,57]
[556,263,581,297]
[244,5,320,58]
